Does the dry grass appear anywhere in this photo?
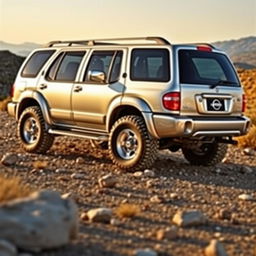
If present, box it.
[33,160,48,169]
[115,203,140,218]
[236,69,256,149]
[0,97,11,111]
[0,175,32,203]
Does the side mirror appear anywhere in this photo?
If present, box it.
[89,70,106,83]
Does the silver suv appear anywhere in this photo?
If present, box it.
[8,37,250,171]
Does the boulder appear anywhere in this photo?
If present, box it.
[98,174,117,188]
[204,239,228,256]
[87,208,112,223]
[1,153,18,166]
[0,190,78,252]
[172,210,207,227]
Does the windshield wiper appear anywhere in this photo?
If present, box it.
[210,80,238,89]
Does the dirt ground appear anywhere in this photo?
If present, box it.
[0,111,255,256]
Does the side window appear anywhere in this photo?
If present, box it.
[109,51,123,83]
[54,52,85,82]
[84,51,115,82]
[21,50,55,77]
[130,49,170,82]
[46,52,64,80]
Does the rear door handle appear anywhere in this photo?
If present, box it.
[39,84,47,90]
[74,85,83,92]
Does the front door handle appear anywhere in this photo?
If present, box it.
[74,85,83,92]
[39,84,47,90]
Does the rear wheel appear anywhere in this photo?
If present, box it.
[17,106,54,153]
[109,115,158,171]
[182,142,227,166]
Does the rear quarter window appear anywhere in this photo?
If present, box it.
[21,50,55,78]
[130,49,170,82]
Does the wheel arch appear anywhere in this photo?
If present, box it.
[16,91,52,125]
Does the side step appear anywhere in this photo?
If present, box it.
[48,129,108,141]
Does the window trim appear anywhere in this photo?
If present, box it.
[45,51,86,83]
[21,50,56,78]
[130,48,170,83]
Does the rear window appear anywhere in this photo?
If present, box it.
[21,50,55,77]
[179,50,239,86]
[131,49,170,82]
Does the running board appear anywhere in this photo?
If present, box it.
[48,129,108,141]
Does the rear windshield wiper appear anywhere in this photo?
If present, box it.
[210,80,238,89]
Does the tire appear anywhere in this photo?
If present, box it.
[182,142,227,166]
[109,115,158,171]
[90,140,108,150]
[17,106,54,153]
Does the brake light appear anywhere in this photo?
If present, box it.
[197,45,212,52]
[163,92,180,111]
[10,84,15,97]
[242,94,246,112]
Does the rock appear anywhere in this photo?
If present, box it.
[217,209,231,220]
[243,148,255,156]
[70,173,85,179]
[146,180,154,188]
[55,168,67,174]
[0,240,17,256]
[150,195,163,203]
[1,153,18,166]
[134,248,158,256]
[80,212,89,221]
[156,226,178,240]
[0,190,78,251]
[240,166,253,174]
[98,174,117,188]
[238,194,254,201]
[172,210,207,227]
[144,169,155,178]
[133,172,143,177]
[170,193,178,200]
[110,218,121,226]
[87,208,112,223]
[75,157,85,164]
[204,239,228,256]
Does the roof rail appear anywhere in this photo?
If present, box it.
[45,37,170,47]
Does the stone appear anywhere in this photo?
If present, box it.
[144,169,155,178]
[240,166,253,174]
[98,174,117,188]
[243,148,255,156]
[217,209,231,220]
[156,226,178,240]
[55,169,67,174]
[87,208,112,223]
[0,190,78,251]
[134,248,158,256]
[1,153,18,166]
[172,210,207,227]
[150,195,163,203]
[70,173,85,179]
[80,212,89,221]
[170,193,178,199]
[204,239,228,256]
[238,194,254,201]
[133,172,143,177]
[0,240,17,256]
[75,157,85,164]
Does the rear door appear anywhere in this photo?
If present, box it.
[38,51,86,124]
[178,47,243,116]
[72,49,126,129]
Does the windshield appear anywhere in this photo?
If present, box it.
[178,50,240,86]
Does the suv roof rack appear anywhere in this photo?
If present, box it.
[45,37,170,47]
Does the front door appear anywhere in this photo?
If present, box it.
[72,49,126,130]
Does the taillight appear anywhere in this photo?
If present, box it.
[242,94,246,112]
[197,45,212,52]
[163,92,180,111]
[10,84,15,97]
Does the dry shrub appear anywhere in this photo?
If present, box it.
[236,125,256,149]
[0,97,11,111]
[0,175,32,203]
[115,203,140,218]
[33,161,48,169]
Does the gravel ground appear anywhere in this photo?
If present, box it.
[0,111,256,256]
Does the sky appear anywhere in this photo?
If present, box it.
[0,0,255,44]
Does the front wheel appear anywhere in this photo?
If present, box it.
[109,115,158,171]
[182,142,227,166]
[17,106,54,153]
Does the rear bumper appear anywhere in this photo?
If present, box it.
[7,102,17,117]
[144,113,250,139]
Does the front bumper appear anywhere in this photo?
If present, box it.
[144,113,250,139]
[7,102,17,118]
